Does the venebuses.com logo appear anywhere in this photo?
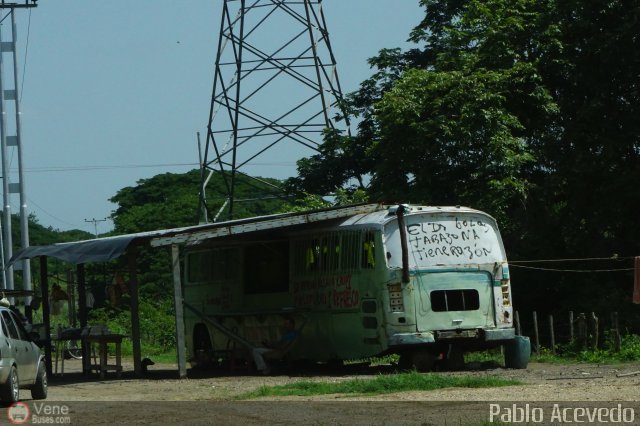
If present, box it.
[7,402,71,424]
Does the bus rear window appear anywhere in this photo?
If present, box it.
[430,289,480,312]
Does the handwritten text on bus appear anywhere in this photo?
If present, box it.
[293,274,359,309]
[406,217,494,262]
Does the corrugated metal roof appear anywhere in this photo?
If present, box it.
[7,203,386,265]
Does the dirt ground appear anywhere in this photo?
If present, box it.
[5,358,640,425]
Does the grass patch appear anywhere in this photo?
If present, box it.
[237,371,520,399]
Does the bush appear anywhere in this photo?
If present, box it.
[88,298,176,356]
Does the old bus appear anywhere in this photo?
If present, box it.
[182,203,529,371]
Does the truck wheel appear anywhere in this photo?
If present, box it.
[0,366,19,404]
[504,336,531,369]
[31,361,48,400]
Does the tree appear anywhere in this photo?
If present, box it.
[291,0,640,318]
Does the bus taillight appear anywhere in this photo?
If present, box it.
[501,264,511,306]
[388,283,404,312]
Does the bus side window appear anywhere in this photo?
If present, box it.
[306,239,320,271]
[321,235,339,272]
[340,232,359,270]
[362,232,376,269]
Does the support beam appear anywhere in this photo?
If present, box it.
[77,264,90,374]
[39,256,52,377]
[128,248,142,376]
[172,244,187,378]
[77,266,87,328]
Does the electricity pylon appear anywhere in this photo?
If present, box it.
[199,0,348,221]
[0,0,37,306]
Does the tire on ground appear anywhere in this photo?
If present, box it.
[504,335,531,369]
[0,365,19,405]
[31,361,48,400]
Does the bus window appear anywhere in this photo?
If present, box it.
[362,232,376,269]
[340,232,359,270]
[244,242,289,294]
[187,251,213,283]
[187,248,235,284]
[320,234,340,272]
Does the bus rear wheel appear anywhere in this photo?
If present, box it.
[400,350,438,372]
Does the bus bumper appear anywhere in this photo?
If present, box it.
[388,332,435,346]
[388,327,515,347]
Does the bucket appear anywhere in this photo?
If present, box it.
[504,335,531,369]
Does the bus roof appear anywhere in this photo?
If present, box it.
[8,203,494,265]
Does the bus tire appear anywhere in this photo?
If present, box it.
[192,324,215,369]
[504,336,531,369]
[398,353,413,371]
[411,351,437,372]
[443,347,465,371]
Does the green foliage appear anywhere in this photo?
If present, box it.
[289,0,640,321]
[237,371,520,399]
[88,299,176,356]
[532,333,640,364]
[110,169,289,233]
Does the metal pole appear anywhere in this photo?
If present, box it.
[11,10,31,306]
[0,15,15,294]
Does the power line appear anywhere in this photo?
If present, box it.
[5,161,297,174]
[509,264,634,273]
[509,256,634,263]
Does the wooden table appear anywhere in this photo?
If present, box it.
[83,334,124,378]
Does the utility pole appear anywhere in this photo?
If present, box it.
[84,218,108,238]
[0,0,37,309]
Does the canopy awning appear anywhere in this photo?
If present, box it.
[8,203,384,266]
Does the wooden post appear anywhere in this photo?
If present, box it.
[569,311,574,342]
[40,256,52,378]
[67,269,76,328]
[612,312,621,352]
[77,265,87,328]
[77,264,89,374]
[128,248,142,376]
[576,313,587,349]
[514,311,521,336]
[549,314,556,354]
[590,312,599,350]
[172,244,187,379]
[532,311,540,354]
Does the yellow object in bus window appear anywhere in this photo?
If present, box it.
[363,233,375,268]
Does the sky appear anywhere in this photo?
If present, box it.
[2,0,424,236]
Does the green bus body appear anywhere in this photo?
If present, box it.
[183,205,519,368]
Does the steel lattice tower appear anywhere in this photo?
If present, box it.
[200,0,348,221]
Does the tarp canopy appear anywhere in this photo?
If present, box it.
[8,233,155,265]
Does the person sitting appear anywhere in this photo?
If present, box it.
[252,318,300,375]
